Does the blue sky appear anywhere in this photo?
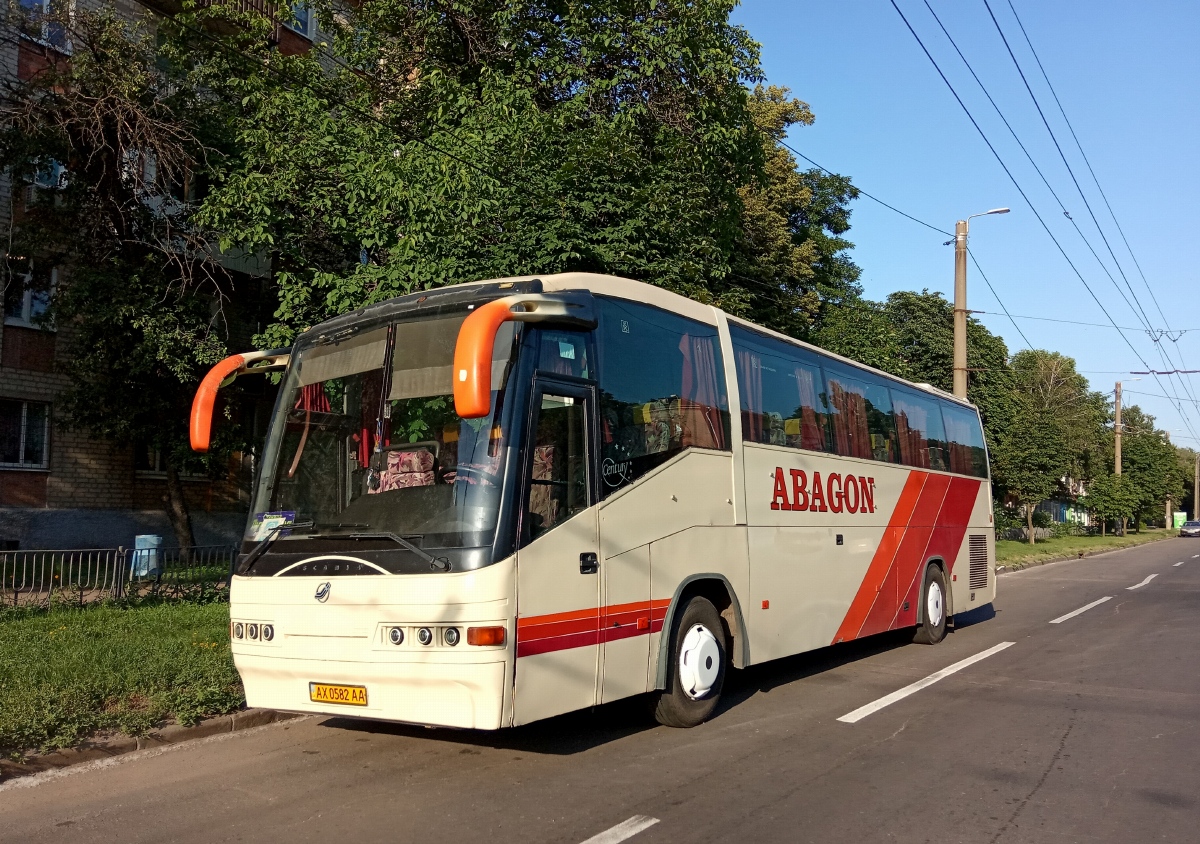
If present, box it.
[731,1,1200,447]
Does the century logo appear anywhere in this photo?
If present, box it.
[770,467,875,514]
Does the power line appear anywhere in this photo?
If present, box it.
[919,0,1161,344]
[981,0,1200,434]
[778,142,952,237]
[886,0,1200,445]
[971,311,1198,335]
[1004,0,1173,335]
[776,142,1037,352]
[966,248,1031,348]
[981,0,1158,336]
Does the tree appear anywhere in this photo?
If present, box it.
[1009,349,1108,486]
[731,85,862,337]
[989,392,1071,544]
[0,9,250,548]
[190,0,778,348]
[1120,406,1185,529]
[1081,472,1138,536]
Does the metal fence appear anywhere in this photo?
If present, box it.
[0,545,239,608]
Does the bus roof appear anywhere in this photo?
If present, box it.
[301,272,978,410]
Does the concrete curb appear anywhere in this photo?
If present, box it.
[997,534,1177,574]
[0,709,300,782]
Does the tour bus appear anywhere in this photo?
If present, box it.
[191,273,995,729]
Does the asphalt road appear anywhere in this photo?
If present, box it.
[4,539,1199,844]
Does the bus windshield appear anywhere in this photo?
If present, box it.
[247,311,519,552]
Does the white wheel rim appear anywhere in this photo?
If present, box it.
[678,623,721,700]
[926,579,944,628]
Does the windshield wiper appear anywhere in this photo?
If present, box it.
[342,531,452,572]
[240,519,315,574]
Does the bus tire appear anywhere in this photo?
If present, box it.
[652,595,727,728]
[912,563,948,645]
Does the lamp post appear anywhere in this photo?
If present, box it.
[953,208,1010,399]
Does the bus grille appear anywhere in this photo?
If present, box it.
[968,535,988,589]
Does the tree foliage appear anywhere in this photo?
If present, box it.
[0,8,250,547]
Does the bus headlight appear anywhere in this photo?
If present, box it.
[233,622,244,639]
[262,624,274,642]
[417,627,433,646]
[247,623,259,640]
[444,627,460,647]
[389,626,404,645]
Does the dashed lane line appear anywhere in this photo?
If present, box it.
[1175,561,1186,567]
[837,642,1016,724]
[579,816,660,844]
[1126,574,1159,590]
[1049,597,1113,624]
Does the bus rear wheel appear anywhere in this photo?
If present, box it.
[912,563,948,645]
[653,595,727,728]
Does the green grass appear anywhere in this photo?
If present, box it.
[996,527,1175,569]
[0,602,244,760]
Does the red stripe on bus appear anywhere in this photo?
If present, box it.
[892,477,982,628]
[516,599,671,656]
[859,473,952,638]
[831,471,928,644]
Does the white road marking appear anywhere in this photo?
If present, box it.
[837,642,1015,724]
[1049,596,1113,624]
[1127,574,1159,590]
[1175,561,1186,567]
[1192,554,1199,559]
[579,816,660,844]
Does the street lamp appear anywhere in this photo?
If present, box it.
[953,207,1010,399]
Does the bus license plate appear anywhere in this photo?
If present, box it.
[309,682,368,707]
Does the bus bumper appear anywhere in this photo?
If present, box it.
[234,653,508,730]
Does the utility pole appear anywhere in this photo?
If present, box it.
[953,220,969,399]
[1114,381,1124,535]
[1114,381,1122,475]
[951,208,1008,400]
[1194,453,1198,522]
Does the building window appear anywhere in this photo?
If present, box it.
[19,0,70,51]
[0,400,50,470]
[3,264,55,329]
[285,2,314,38]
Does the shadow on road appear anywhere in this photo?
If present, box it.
[317,694,657,756]
[951,603,997,630]
[316,604,998,753]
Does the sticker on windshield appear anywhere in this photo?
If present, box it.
[251,511,297,541]
[558,340,576,360]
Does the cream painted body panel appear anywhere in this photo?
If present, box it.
[597,450,741,692]
[230,558,516,730]
[600,543,651,703]
[512,507,600,726]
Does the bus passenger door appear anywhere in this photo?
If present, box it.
[513,381,601,725]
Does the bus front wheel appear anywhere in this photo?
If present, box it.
[912,564,948,645]
[653,595,727,728]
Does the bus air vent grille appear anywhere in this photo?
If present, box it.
[968,535,988,589]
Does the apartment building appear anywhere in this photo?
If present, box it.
[0,0,318,549]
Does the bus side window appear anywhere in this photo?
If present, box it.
[525,394,590,542]
[892,388,949,471]
[730,324,832,452]
[594,297,730,498]
[941,401,989,478]
[824,364,897,464]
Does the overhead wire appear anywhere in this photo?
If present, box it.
[1003,0,1200,412]
[886,0,1199,444]
[918,0,1159,341]
[979,0,1200,434]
